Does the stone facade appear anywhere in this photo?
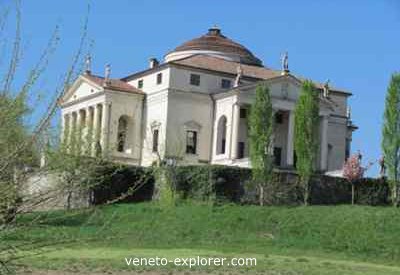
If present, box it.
[60,27,356,173]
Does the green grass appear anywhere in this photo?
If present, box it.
[6,203,400,274]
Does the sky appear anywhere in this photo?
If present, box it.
[4,0,400,176]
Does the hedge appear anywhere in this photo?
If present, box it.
[89,164,390,206]
[90,164,154,205]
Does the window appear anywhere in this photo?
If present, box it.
[152,129,159,153]
[190,74,200,86]
[345,138,351,160]
[240,108,247,119]
[156,73,162,85]
[238,142,245,159]
[273,147,282,166]
[217,116,227,154]
[293,151,297,168]
[275,112,283,124]
[186,130,197,154]
[138,79,144,89]
[117,116,128,152]
[221,79,231,89]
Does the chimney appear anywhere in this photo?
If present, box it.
[149,58,159,69]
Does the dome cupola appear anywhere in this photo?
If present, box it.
[165,26,263,66]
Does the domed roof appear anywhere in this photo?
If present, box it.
[164,27,263,67]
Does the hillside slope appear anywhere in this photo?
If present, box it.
[7,203,400,274]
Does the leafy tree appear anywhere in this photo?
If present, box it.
[382,73,400,207]
[343,154,364,205]
[0,93,38,225]
[0,1,94,272]
[294,80,320,205]
[249,83,274,206]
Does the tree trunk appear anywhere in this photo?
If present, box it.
[392,183,399,207]
[259,184,264,206]
[304,179,309,206]
[393,157,399,207]
[351,183,355,205]
[66,191,72,210]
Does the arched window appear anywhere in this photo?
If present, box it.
[117,116,128,152]
[216,116,227,154]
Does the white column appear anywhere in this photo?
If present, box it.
[76,109,83,154]
[92,104,100,156]
[269,110,277,156]
[320,115,329,171]
[230,103,240,159]
[84,107,92,154]
[70,111,77,153]
[286,110,295,167]
[61,113,68,144]
[100,102,110,155]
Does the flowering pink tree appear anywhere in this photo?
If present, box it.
[343,154,365,205]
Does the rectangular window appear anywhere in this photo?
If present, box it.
[186,130,197,154]
[275,112,283,124]
[152,129,159,153]
[345,138,350,160]
[190,74,201,86]
[138,79,144,89]
[240,108,247,119]
[221,79,231,89]
[238,142,245,159]
[156,73,162,85]
[273,147,282,166]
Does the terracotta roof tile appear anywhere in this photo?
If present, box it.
[171,55,350,94]
[83,74,144,94]
[171,54,281,80]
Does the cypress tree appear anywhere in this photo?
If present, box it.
[294,80,320,205]
[382,73,400,207]
[249,83,274,206]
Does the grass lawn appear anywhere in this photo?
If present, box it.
[5,203,400,274]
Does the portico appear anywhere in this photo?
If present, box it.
[211,83,332,171]
[62,102,109,156]
[60,73,144,165]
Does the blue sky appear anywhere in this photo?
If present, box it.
[6,0,400,176]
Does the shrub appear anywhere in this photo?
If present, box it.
[91,163,154,205]
[89,164,390,206]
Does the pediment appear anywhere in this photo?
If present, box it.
[61,76,103,105]
[266,74,302,87]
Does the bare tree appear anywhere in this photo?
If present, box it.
[0,1,96,273]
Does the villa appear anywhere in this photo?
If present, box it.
[60,27,356,172]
